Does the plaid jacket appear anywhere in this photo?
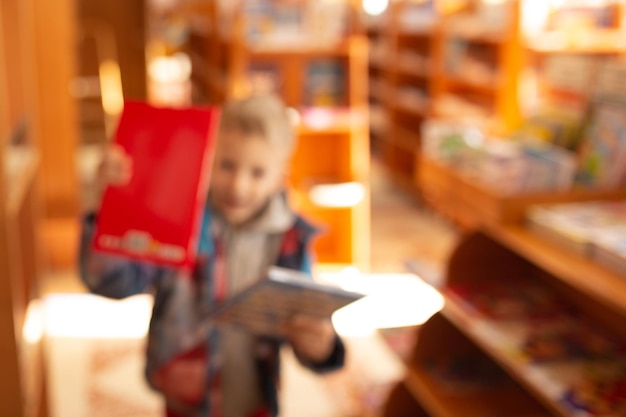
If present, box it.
[79,203,345,417]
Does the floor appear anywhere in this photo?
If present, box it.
[40,158,459,417]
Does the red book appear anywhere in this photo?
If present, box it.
[93,101,219,268]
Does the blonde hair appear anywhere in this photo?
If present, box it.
[218,93,295,154]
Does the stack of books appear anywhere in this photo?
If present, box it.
[526,200,626,277]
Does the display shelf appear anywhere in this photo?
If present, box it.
[440,298,572,417]
[401,314,551,417]
[289,106,370,269]
[418,157,626,230]
[1,0,54,414]
[486,225,626,320]
[368,0,522,195]
[386,226,626,417]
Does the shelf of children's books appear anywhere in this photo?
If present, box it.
[418,157,626,228]
[400,312,554,417]
[438,230,626,415]
[439,299,573,417]
[485,225,626,320]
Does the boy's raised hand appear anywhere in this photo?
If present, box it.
[94,144,133,206]
[97,144,133,187]
[281,315,336,364]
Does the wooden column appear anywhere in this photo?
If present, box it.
[22,0,79,219]
[0,3,25,414]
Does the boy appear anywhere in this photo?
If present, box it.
[79,94,345,417]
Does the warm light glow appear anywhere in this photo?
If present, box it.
[23,300,44,344]
[43,294,153,339]
[362,0,389,16]
[521,0,552,37]
[99,60,124,117]
[309,182,366,208]
[147,53,193,106]
[324,268,445,337]
[148,52,192,84]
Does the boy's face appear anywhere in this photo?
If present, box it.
[210,129,288,226]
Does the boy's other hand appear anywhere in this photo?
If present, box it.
[281,315,336,364]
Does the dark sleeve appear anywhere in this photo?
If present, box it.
[79,212,165,299]
[295,334,346,373]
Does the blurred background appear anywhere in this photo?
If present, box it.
[4,0,626,416]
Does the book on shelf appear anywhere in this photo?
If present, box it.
[541,54,600,97]
[443,279,571,323]
[421,119,578,194]
[590,226,626,279]
[242,0,349,48]
[526,200,626,257]
[246,61,282,95]
[93,101,219,268]
[547,3,619,31]
[444,278,626,416]
[575,99,626,189]
[512,105,585,151]
[243,0,305,47]
[398,0,437,32]
[303,60,347,107]
[207,266,364,337]
[518,316,626,364]
[518,142,577,193]
[559,359,626,417]
[594,59,626,103]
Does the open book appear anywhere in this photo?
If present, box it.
[208,266,364,337]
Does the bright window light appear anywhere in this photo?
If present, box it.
[100,60,124,117]
[324,268,445,337]
[362,0,389,16]
[148,52,192,84]
[23,299,44,344]
[309,182,366,208]
[42,293,153,339]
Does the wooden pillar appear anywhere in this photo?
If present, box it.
[0,3,25,415]
[22,0,79,219]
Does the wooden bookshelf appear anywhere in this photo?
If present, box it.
[418,157,626,230]
[175,1,372,269]
[383,3,626,415]
[0,0,79,414]
[385,226,626,417]
[365,0,523,194]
